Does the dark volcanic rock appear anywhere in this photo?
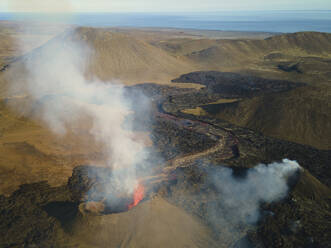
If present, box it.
[278,62,303,73]
[172,71,305,97]
[171,112,331,187]
[68,165,112,202]
[151,117,219,160]
[68,166,139,214]
[248,171,331,248]
[0,182,73,247]
[125,83,194,99]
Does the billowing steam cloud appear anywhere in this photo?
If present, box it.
[207,159,301,232]
[8,30,150,195]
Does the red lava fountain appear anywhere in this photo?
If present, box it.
[128,183,145,209]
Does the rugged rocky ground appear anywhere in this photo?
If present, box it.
[170,71,331,150]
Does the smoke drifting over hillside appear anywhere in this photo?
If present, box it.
[208,159,301,227]
[8,31,152,196]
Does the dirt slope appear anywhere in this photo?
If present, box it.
[71,197,216,248]
[155,32,331,69]
[0,27,195,92]
[163,32,331,149]
[203,85,331,149]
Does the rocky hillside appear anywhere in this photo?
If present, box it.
[0,27,195,94]
[155,32,331,69]
[171,71,331,149]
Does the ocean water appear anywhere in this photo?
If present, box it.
[1,11,331,33]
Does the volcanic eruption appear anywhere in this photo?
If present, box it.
[128,183,145,209]
[83,183,146,214]
[2,9,326,246]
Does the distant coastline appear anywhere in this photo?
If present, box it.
[0,10,331,33]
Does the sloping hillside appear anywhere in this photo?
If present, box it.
[0,27,195,92]
[163,33,331,149]
[154,32,331,76]
[202,85,331,149]
[72,197,216,248]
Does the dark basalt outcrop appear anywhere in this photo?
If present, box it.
[172,71,305,98]
[278,62,303,73]
[151,117,219,160]
[125,83,195,99]
[166,112,331,187]
[68,165,112,202]
[68,166,139,214]
[169,70,331,150]
[0,182,73,247]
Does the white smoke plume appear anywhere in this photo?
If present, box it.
[208,159,301,226]
[7,30,151,195]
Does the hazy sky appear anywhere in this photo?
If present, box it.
[1,0,331,12]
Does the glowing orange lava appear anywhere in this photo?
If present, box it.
[128,183,145,209]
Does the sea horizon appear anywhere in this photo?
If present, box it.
[0,10,331,33]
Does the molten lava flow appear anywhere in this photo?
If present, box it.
[128,183,145,209]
